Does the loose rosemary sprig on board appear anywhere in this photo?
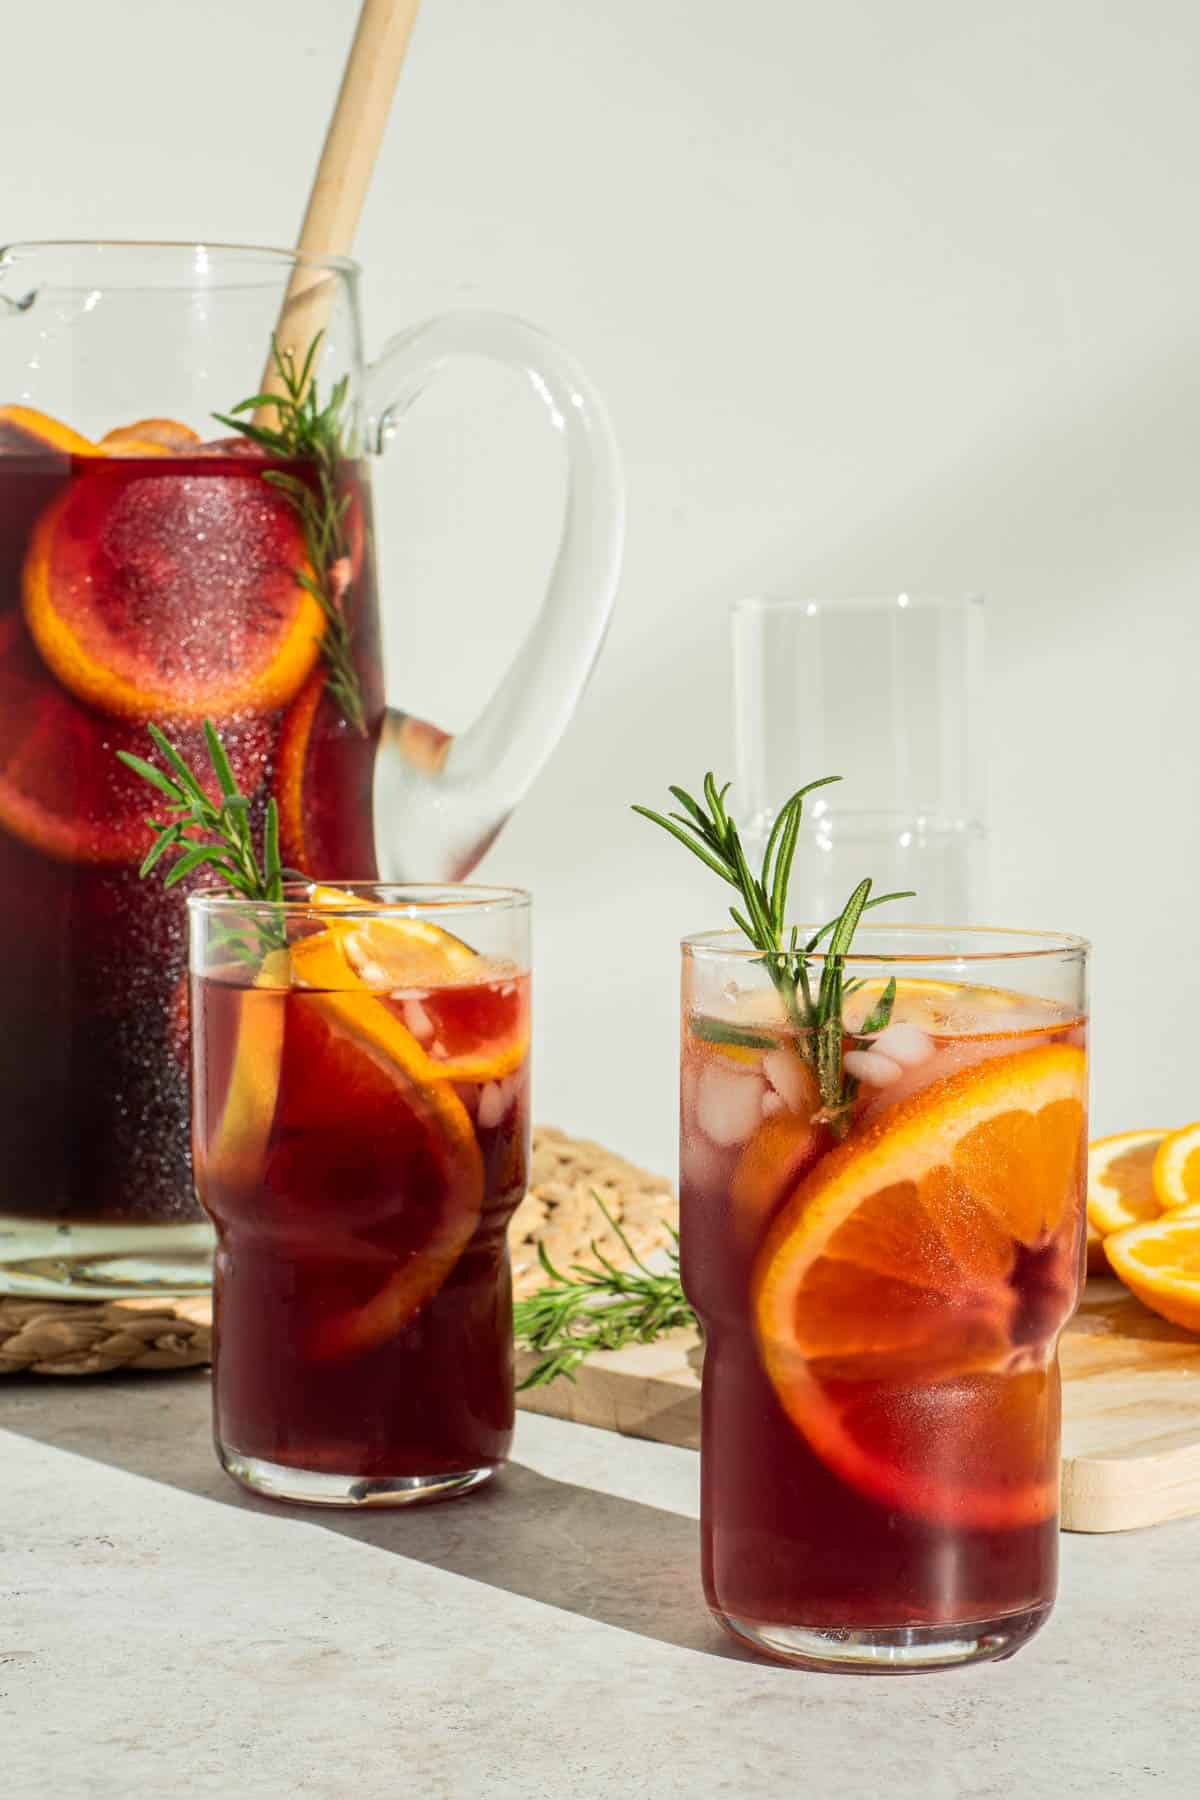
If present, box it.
[214,334,367,735]
[634,773,913,1131]
[514,1197,694,1389]
[117,721,293,961]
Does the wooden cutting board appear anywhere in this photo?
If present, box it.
[516,1278,1200,1533]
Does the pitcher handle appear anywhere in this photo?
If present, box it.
[364,310,624,879]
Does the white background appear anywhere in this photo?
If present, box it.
[3,0,1196,1171]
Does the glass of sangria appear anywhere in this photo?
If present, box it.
[680,926,1089,1672]
[0,240,618,1297]
[190,882,530,1506]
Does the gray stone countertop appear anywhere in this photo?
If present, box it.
[1,1372,1195,1800]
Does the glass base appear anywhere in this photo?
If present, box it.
[713,1603,1051,1673]
[0,1218,214,1298]
[219,1445,500,1509]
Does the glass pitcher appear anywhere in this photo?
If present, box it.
[0,240,622,1296]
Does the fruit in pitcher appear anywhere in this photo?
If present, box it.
[22,459,325,719]
[0,614,271,863]
[0,404,96,459]
[100,418,201,453]
[753,1044,1087,1528]
[276,672,378,873]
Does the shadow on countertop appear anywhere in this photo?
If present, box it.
[1,1370,750,1662]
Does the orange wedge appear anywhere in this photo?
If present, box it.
[1105,1212,1200,1331]
[1152,1120,1200,1214]
[1087,1129,1168,1237]
[753,1044,1087,1528]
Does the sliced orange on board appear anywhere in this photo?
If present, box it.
[1152,1120,1200,1214]
[753,1045,1087,1528]
[1086,1129,1168,1237]
[1104,1212,1200,1332]
[22,459,324,719]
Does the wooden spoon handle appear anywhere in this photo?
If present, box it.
[265,0,423,392]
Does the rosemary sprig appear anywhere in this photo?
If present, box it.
[514,1197,694,1389]
[634,773,914,1131]
[214,334,366,735]
[117,721,292,960]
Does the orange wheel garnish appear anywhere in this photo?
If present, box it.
[292,898,528,1084]
[100,418,201,453]
[0,404,96,459]
[0,614,272,864]
[753,1045,1087,1528]
[22,460,325,719]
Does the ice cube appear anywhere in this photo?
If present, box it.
[696,1062,766,1147]
[867,1021,935,1068]
[843,1048,903,1087]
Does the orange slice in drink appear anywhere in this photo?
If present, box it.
[281,971,483,1361]
[22,459,324,719]
[293,895,528,1084]
[753,1044,1087,1528]
[1087,1129,1168,1237]
[1104,1211,1200,1331]
[203,949,292,1193]
[201,929,485,1361]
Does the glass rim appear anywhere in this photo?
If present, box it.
[732,591,984,616]
[188,881,530,920]
[682,924,1089,964]
[0,239,360,278]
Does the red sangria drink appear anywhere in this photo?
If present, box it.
[0,409,382,1295]
[190,884,531,1505]
[680,928,1089,1671]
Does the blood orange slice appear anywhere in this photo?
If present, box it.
[753,1044,1087,1528]
[275,671,379,874]
[0,614,271,863]
[22,459,325,719]
[276,977,483,1361]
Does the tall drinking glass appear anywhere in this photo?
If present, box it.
[731,594,986,922]
[190,883,530,1507]
[680,926,1088,1671]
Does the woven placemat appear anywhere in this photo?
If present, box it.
[0,1126,676,1376]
